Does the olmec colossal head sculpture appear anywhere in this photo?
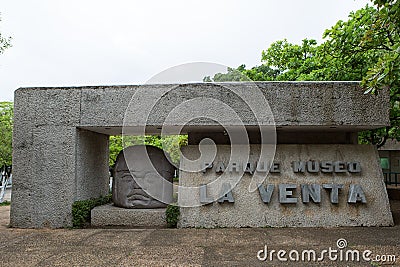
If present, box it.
[112,145,175,209]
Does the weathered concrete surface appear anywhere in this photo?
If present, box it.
[91,204,167,227]
[76,129,109,201]
[1,202,400,266]
[16,82,389,134]
[11,125,79,228]
[179,144,393,228]
[11,89,110,228]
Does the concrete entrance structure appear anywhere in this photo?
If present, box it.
[10,82,393,228]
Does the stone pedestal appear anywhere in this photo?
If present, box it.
[91,204,167,228]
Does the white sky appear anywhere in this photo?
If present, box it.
[0,0,370,101]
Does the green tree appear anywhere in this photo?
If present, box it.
[109,135,188,167]
[242,64,280,81]
[206,64,279,82]
[321,2,399,146]
[204,65,250,82]
[0,14,11,55]
[317,6,381,81]
[205,2,399,147]
[109,135,125,166]
[261,39,321,81]
[0,102,13,166]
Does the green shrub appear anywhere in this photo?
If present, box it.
[0,200,10,206]
[72,194,112,228]
[165,204,180,228]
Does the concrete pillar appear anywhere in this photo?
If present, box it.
[10,88,82,228]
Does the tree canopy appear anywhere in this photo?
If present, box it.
[207,1,399,147]
[109,135,187,167]
[0,14,11,55]
[0,102,13,166]
[0,15,13,166]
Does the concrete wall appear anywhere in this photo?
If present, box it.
[179,145,394,228]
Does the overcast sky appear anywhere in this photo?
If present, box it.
[0,0,370,101]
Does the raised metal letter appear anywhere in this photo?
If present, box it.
[244,162,254,174]
[321,161,333,173]
[348,162,361,173]
[334,161,347,173]
[200,184,213,204]
[256,161,269,172]
[218,183,235,203]
[293,161,306,173]
[202,162,213,173]
[323,184,344,204]
[215,162,225,173]
[307,161,320,173]
[279,184,297,204]
[301,184,321,203]
[348,184,367,203]
[228,162,240,173]
[270,163,281,173]
[258,184,275,203]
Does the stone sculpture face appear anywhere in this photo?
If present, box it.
[112,145,175,209]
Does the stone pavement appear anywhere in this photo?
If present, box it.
[0,201,399,267]
[2,188,11,202]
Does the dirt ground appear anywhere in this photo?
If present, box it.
[0,201,399,266]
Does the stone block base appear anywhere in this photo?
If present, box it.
[91,204,167,228]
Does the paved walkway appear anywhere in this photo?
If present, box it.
[0,202,399,266]
[2,188,11,202]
